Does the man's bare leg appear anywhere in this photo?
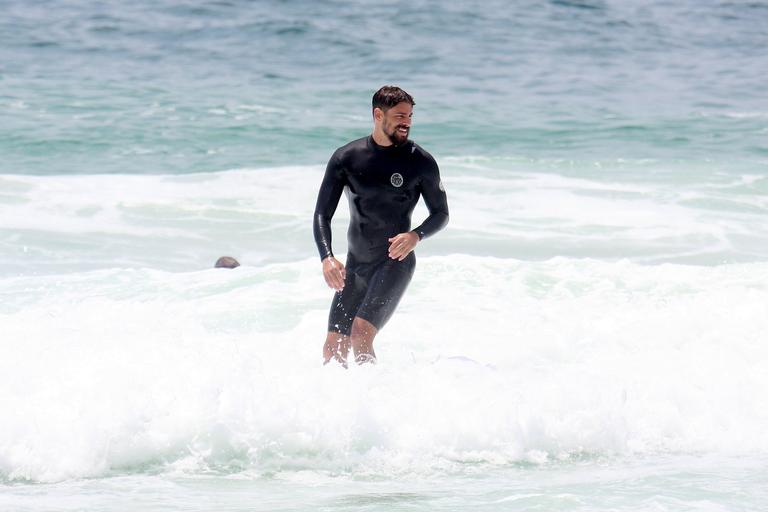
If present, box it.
[323,331,350,366]
[350,317,378,364]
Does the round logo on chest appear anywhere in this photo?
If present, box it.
[390,173,404,188]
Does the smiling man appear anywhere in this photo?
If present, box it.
[313,85,449,366]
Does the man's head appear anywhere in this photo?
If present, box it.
[372,86,415,146]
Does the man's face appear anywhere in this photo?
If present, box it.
[379,102,413,145]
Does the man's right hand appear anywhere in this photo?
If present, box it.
[322,256,346,291]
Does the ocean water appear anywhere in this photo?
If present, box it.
[2,0,768,510]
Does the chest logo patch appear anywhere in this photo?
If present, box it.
[390,173,404,188]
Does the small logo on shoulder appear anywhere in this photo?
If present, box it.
[390,173,404,188]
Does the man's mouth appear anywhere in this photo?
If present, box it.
[397,126,409,135]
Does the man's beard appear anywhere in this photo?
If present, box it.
[385,123,409,145]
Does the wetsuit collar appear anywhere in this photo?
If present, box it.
[368,135,411,152]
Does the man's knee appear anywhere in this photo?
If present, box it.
[350,317,377,339]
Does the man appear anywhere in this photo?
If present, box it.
[313,85,449,365]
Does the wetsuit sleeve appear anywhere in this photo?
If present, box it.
[313,152,346,260]
[412,158,449,240]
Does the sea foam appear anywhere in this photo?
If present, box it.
[2,161,767,279]
[2,257,767,482]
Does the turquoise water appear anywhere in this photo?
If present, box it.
[3,456,768,511]
[2,0,767,175]
[2,1,768,510]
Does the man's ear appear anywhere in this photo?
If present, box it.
[373,107,383,122]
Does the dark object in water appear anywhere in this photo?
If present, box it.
[215,256,240,269]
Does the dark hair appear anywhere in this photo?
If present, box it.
[372,86,415,113]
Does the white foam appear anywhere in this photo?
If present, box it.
[3,160,766,277]
[1,257,767,482]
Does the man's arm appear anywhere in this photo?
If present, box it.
[313,153,347,290]
[412,159,449,240]
[389,158,449,261]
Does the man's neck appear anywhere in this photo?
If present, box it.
[371,129,393,147]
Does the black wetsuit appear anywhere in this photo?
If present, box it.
[313,135,449,334]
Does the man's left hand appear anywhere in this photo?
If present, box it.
[388,231,419,261]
